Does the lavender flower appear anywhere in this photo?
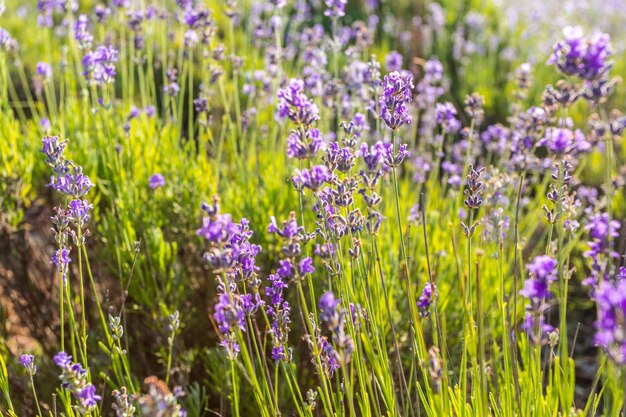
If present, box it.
[287,128,324,160]
[78,385,101,409]
[94,4,111,23]
[0,27,17,52]
[67,199,93,227]
[319,291,340,323]
[520,256,558,301]
[42,136,93,198]
[381,142,410,168]
[19,354,37,376]
[51,171,94,198]
[265,273,291,362]
[277,79,320,127]
[539,127,589,155]
[315,291,353,374]
[292,165,331,191]
[197,203,238,246]
[359,142,384,172]
[214,292,246,335]
[520,255,558,344]
[583,213,620,290]
[324,142,356,173]
[54,352,101,413]
[548,26,612,80]
[594,279,626,364]
[464,92,484,122]
[318,337,340,376]
[138,377,187,417]
[112,387,136,417]
[36,62,53,80]
[74,14,93,49]
[463,165,484,209]
[148,173,166,189]
[417,282,437,317]
[385,51,403,72]
[82,45,118,86]
[41,117,51,132]
[324,0,347,17]
[379,71,414,130]
[435,102,461,132]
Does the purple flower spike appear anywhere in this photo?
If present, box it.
[53,351,73,368]
[385,51,403,72]
[82,45,118,86]
[594,279,626,364]
[379,71,414,130]
[37,62,53,80]
[277,79,320,127]
[417,282,437,317]
[548,26,612,80]
[318,291,340,323]
[292,165,331,191]
[521,255,558,301]
[78,384,102,409]
[148,173,166,189]
[324,0,347,17]
[19,354,34,367]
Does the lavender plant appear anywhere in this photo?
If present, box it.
[0,1,625,417]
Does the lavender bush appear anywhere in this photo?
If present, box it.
[0,1,625,417]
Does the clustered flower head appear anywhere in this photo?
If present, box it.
[0,27,18,51]
[292,165,332,191]
[42,136,93,198]
[37,62,53,80]
[548,26,612,81]
[520,256,558,344]
[82,45,118,86]
[111,386,137,417]
[539,127,589,156]
[313,291,354,377]
[594,279,626,365]
[54,352,102,414]
[42,136,93,281]
[277,79,320,127]
[266,212,315,362]
[417,282,437,317]
[415,58,445,139]
[324,0,347,18]
[197,196,262,282]
[287,128,325,160]
[583,212,621,292]
[266,272,291,362]
[74,14,94,49]
[379,71,414,130]
[19,354,37,376]
[435,102,461,132]
[461,165,484,237]
[138,377,187,417]
[164,68,180,97]
[198,197,263,357]
[464,92,485,122]
[149,173,166,189]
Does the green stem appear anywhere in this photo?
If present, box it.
[231,360,240,417]
[29,374,43,417]
[77,227,87,360]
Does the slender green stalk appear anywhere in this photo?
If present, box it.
[231,359,240,417]
[77,227,87,360]
[28,374,43,417]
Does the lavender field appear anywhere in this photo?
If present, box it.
[1,0,626,416]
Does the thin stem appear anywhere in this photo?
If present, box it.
[29,374,43,417]
[231,360,240,417]
[77,227,87,358]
